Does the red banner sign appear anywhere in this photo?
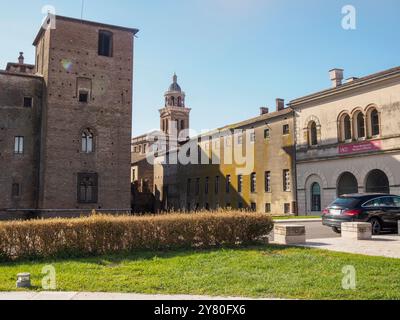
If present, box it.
[339,140,382,155]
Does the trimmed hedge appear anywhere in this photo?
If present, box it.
[0,212,273,261]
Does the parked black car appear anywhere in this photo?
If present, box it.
[322,194,400,235]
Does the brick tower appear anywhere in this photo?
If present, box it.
[34,15,138,213]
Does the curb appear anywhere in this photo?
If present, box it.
[273,219,322,223]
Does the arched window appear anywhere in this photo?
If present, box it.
[82,129,94,153]
[355,112,365,139]
[343,115,352,141]
[180,120,185,131]
[177,97,182,107]
[171,97,175,106]
[311,183,321,212]
[308,121,318,146]
[370,109,380,136]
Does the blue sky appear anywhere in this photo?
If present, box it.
[0,0,399,136]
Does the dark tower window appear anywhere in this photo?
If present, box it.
[79,90,89,103]
[98,31,113,57]
[78,173,98,203]
[23,97,33,108]
[12,183,20,197]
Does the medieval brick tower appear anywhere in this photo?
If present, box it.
[33,15,138,213]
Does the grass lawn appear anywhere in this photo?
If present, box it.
[0,245,399,300]
[273,216,321,220]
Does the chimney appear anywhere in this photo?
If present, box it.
[260,107,269,115]
[18,52,24,65]
[276,98,285,111]
[329,68,344,88]
[346,77,358,83]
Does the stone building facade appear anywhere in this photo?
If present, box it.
[290,67,400,215]
[0,15,138,218]
[176,102,296,215]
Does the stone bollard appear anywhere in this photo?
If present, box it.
[274,224,306,245]
[342,222,372,240]
[16,273,31,288]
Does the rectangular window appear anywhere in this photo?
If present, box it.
[14,136,24,154]
[226,175,231,193]
[77,173,98,203]
[264,128,270,139]
[237,135,243,145]
[79,90,89,103]
[98,30,113,57]
[205,177,209,194]
[251,202,257,212]
[250,132,256,143]
[195,178,200,195]
[265,203,271,213]
[23,97,33,108]
[251,172,257,193]
[11,183,20,197]
[215,176,220,194]
[187,179,191,195]
[237,175,243,193]
[265,171,271,193]
[238,202,244,210]
[283,124,290,135]
[284,203,291,214]
[283,170,291,192]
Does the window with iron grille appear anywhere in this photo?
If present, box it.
[265,171,271,192]
[78,173,98,203]
[238,175,243,193]
[215,176,220,194]
[251,172,257,193]
[226,175,231,193]
[283,170,291,192]
[195,178,200,195]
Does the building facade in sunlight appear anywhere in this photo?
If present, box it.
[177,102,296,215]
[0,15,138,218]
[291,67,400,215]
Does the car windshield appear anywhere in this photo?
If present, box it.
[330,197,359,208]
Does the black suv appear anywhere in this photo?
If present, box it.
[322,194,400,235]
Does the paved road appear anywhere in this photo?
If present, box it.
[270,221,340,241]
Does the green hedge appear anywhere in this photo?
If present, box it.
[0,212,273,261]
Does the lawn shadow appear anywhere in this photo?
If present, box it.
[0,242,314,267]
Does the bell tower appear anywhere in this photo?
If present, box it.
[159,74,191,139]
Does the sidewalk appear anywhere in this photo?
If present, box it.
[296,235,400,259]
[0,292,278,301]
[273,218,322,223]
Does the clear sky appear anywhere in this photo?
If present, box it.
[0,0,399,136]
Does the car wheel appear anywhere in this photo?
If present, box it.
[370,218,382,235]
[332,227,341,234]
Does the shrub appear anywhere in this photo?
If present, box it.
[0,212,273,261]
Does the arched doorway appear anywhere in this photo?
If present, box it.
[366,169,390,194]
[311,182,321,212]
[337,172,358,196]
